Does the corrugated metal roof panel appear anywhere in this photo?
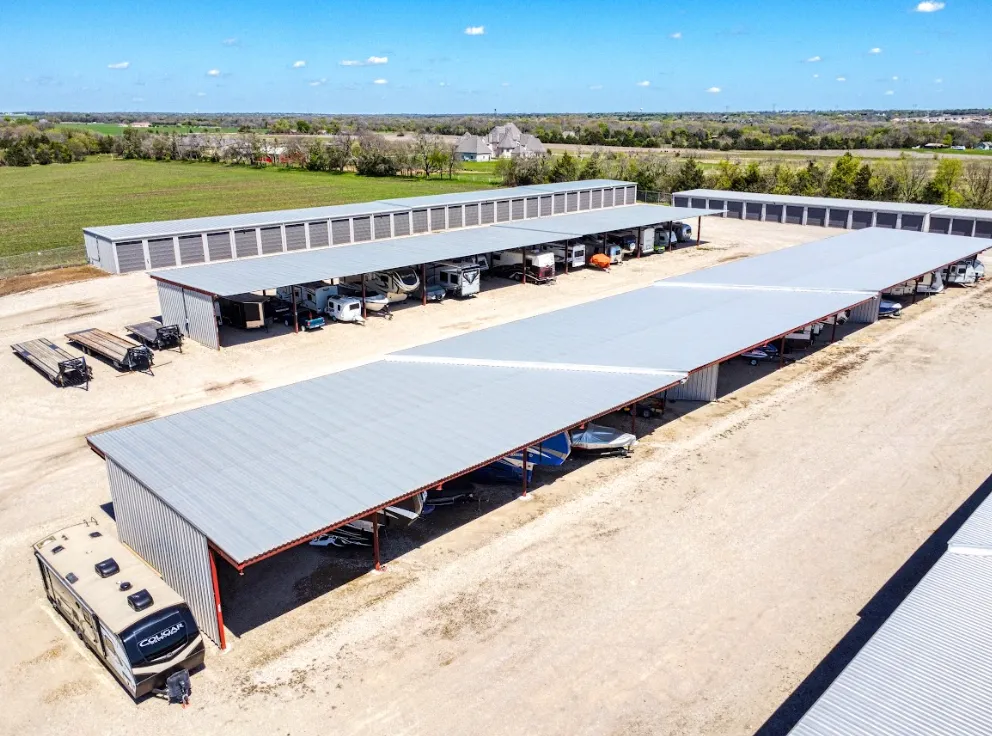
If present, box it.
[494,204,719,237]
[532,180,635,193]
[948,494,992,554]
[674,189,945,215]
[394,284,869,374]
[789,553,992,736]
[89,361,681,564]
[379,186,550,209]
[668,228,987,293]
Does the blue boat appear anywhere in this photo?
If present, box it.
[467,431,571,484]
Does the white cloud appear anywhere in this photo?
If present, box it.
[706,86,721,93]
[196,91,206,97]
[589,84,603,90]
[222,38,238,46]
[367,56,388,65]
[869,47,882,54]
[805,55,822,63]
[636,80,650,87]
[935,77,943,83]
[813,73,820,78]
[464,26,485,35]
[292,60,306,68]
[107,61,130,70]
[915,1,945,11]
[501,81,510,87]
[885,90,895,95]
[836,76,847,82]
[373,78,387,85]
[309,78,327,87]
[207,68,220,76]
[893,75,900,81]
[340,60,361,66]
[670,32,682,39]
[439,82,447,87]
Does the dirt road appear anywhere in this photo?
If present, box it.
[2,218,989,734]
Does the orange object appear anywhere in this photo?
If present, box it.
[589,253,612,270]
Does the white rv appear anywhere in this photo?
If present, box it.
[370,268,420,296]
[609,229,654,257]
[542,242,586,270]
[947,258,985,285]
[277,282,340,314]
[491,249,556,284]
[325,296,365,324]
[431,261,482,297]
[916,269,945,294]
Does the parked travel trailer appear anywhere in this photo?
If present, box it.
[217,294,267,330]
[672,221,692,242]
[430,261,482,297]
[542,242,586,270]
[884,270,944,297]
[819,310,850,326]
[325,297,365,324]
[277,282,340,314]
[491,249,557,284]
[947,258,985,285]
[610,229,654,257]
[784,323,823,349]
[33,521,205,702]
[370,268,420,296]
[335,283,394,317]
[587,241,624,266]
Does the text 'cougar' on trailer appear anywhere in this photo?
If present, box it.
[34,521,205,702]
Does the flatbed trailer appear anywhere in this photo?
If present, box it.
[10,338,92,388]
[126,321,183,352]
[66,328,154,373]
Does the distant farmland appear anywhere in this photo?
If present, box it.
[55,122,241,136]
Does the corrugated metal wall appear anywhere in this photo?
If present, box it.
[185,290,219,349]
[106,458,221,647]
[235,229,259,258]
[285,224,307,251]
[178,235,206,264]
[668,364,719,401]
[850,296,880,324]
[309,221,330,248]
[158,282,187,332]
[394,212,412,236]
[448,206,463,228]
[207,232,232,261]
[148,238,177,268]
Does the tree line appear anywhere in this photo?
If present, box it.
[0,120,112,166]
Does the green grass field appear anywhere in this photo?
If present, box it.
[0,156,498,258]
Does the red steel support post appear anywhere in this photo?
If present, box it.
[912,279,919,304]
[696,216,701,247]
[779,336,786,368]
[291,287,299,334]
[564,241,569,275]
[208,550,227,650]
[631,405,637,434]
[521,452,528,498]
[830,318,838,344]
[372,512,381,571]
[637,227,642,258]
[520,248,527,285]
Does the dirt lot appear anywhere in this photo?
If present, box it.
[1,218,990,735]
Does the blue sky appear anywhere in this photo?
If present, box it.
[2,0,988,114]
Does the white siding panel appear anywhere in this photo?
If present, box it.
[106,458,220,647]
[185,290,219,349]
[668,364,718,402]
[850,296,880,324]
[157,282,187,333]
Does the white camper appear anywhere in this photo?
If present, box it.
[277,282,340,314]
[325,296,365,324]
[491,249,557,284]
[370,268,420,296]
[916,269,945,294]
[431,261,482,297]
[947,258,985,286]
[542,242,586,270]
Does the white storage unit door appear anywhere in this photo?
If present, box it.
[393,212,412,236]
[106,458,221,647]
[148,238,177,268]
[928,216,951,234]
[374,214,391,239]
[235,229,259,258]
[353,217,372,242]
[625,186,636,204]
[669,364,719,402]
[691,197,707,209]
[709,199,727,214]
[875,212,898,229]
[285,224,306,251]
[206,232,232,261]
[178,235,205,264]
[412,209,429,233]
[806,207,827,227]
[465,205,480,227]
[951,218,975,237]
[745,203,762,221]
[429,208,446,231]
[602,189,614,208]
[260,227,283,254]
[673,195,690,207]
[115,241,146,272]
[765,204,784,223]
[828,209,850,228]
[496,200,510,222]
[331,219,352,244]
[448,206,463,228]
[526,197,539,218]
[308,221,330,248]
[726,201,744,219]
[976,221,992,239]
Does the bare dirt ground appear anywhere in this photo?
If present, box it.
[2,218,990,735]
[0,265,107,297]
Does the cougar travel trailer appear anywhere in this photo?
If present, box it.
[491,249,556,284]
[570,424,637,456]
[33,521,205,702]
[543,242,586,270]
[947,258,985,285]
[370,268,420,296]
[672,221,692,242]
[430,261,482,297]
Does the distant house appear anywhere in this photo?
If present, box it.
[455,124,546,161]
[125,121,152,128]
[977,142,992,151]
[923,142,946,149]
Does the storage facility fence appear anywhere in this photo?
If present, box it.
[0,246,87,279]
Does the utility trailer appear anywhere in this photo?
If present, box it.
[11,338,92,388]
[126,322,183,352]
[66,329,154,373]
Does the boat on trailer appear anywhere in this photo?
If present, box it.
[570,424,636,456]
[309,492,427,548]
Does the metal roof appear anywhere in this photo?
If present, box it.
[83,201,410,242]
[789,552,992,736]
[378,186,549,209]
[89,360,681,565]
[150,204,716,296]
[948,493,992,555]
[393,283,869,374]
[668,228,987,293]
[495,204,719,237]
[930,206,992,221]
[675,189,945,215]
[534,180,634,192]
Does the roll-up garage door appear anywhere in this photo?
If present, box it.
[579,191,590,210]
[745,203,762,221]
[765,204,783,222]
[285,224,306,251]
[540,195,553,215]
[727,201,744,219]
[783,206,803,224]
[393,213,411,236]
[429,208,446,231]
[260,227,283,254]
[553,194,565,214]
[207,232,232,261]
[625,186,636,204]
[178,235,205,264]
[691,197,707,209]
[235,229,259,257]
[709,199,727,213]
[511,199,524,220]
[464,205,479,227]
[591,190,602,209]
[352,217,372,241]
[481,202,495,224]
[496,200,510,222]
[448,206,463,228]
[308,221,329,248]
[975,221,992,239]
[374,214,391,239]
[828,209,850,228]
[673,196,689,207]
[928,216,951,234]
[849,211,871,229]
[806,207,826,227]
[412,209,429,233]
[115,241,146,272]
[951,218,975,237]
[526,197,539,217]
[876,212,897,229]
[900,214,924,231]
[566,192,578,212]
[601,189,613,208]
[332,219,352,244]
[148,238,177,268]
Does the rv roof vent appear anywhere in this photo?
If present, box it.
[127,589,153,612]
[119,581,132,592]
[94,558,120,578]
[51,545,65,554]
[89,531,102,538]
[66,572,78,584]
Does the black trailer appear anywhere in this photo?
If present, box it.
[10,338,92,388]
[65,328,154,373]
[217,294,267,330]
[126,321,183,352]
